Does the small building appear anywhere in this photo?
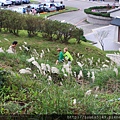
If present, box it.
[108,7,120,42]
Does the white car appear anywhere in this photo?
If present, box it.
[40,3,56,12]
[0,0,12,6]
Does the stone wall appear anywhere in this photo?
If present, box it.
[87,14,112,25]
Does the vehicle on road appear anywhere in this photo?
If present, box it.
[11,0,22,5]
[0,0,12,6]
[40,3,56,12]
[52,2,61,11]
[22,0,30,4]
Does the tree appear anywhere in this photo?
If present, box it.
[94,30,109,51]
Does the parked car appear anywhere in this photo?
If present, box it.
[57,2,65,9]
[11,0,22,5]
[35,5,45,13]
[52,2,61,11]
[22,0,30,4]
[40,3,56,12]
[0,0,12,6]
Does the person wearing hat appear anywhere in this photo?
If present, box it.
[56,48,64,65]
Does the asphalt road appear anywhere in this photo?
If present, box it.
[49,0,117,27]
[3,0,118,34]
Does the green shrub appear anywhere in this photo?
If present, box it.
[84,6,111,17]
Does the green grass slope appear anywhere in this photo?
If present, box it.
[0,32,120,115]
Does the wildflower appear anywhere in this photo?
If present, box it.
[102,64,109,68]
[19,68,31,74]
[32,60,42,74]
[73,99,76,105]
[22,45,29,51]
[94,94,98,98]
[42,50,44,54]
[47,48,50,52]
[77,62,84,68]
[78,70,83,80]
[61,67,65,73]
[91,71,95,83]
[105,60,109,63]
[63,64,72,74]
[59,82,63,86]
[46,64,51,72]
[64,74,67,77]
[97,58,100,63]
[4,38,9,41]
[48,75,52,81]
[40,53,43,58]
[0,47,4,53]
[41,63,46,71]
[96,62,98,67]
[33,73,37,78]
[24,42,27,45]
[26,57,35,62]
[85,90,92,97]
[51,67,59,74]
[33,49,39,57]
[19,46,22,50]
[74,72,77,77]
[26,67,31,71]
[87,71,90,78]
[113,67,118,76]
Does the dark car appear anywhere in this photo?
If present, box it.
[11,0,22,5]
[22,0,30,4]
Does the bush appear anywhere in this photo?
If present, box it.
[80,36,87,42]
[84,6,111,17]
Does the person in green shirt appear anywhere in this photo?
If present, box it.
[63,47,73,66]
[56,48,64,65]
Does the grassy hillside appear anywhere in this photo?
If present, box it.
[0,31,120,115]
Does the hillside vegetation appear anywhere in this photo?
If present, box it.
[0,30,120,115]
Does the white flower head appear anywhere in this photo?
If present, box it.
[113,67,118,76]
[87,71,90,78]
[19,68,31,74]
[51,67,59,74]
[91,71,95,83]
[77,62,83,68]
[48,75,52,81]
[73,99,76,105]
[0,47,4,53]
[42,50,44,54]
[47,48,50,52]
[4,38,9,41]
[85,90,92,97]
[22,45,29,51]
[40,53,43,58]
[19,46,22,50]
[26,57,35,63]
[24,41,27,45]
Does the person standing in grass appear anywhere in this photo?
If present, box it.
[9,41,18,53]
[56,48,64,65]
[63,47,73,66]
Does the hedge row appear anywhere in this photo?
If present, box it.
[0,10,86,43]
[84,6,111,17]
